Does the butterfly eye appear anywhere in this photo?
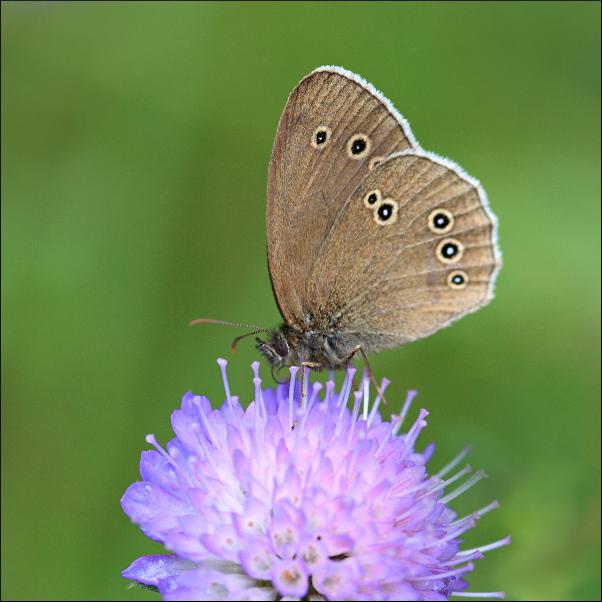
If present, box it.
[363,189,382,208]
[273,338,289,357]
[428,208,454,234]
[311,126,332,149]
[447,270,468,289]
[369,156,383,171]
[436,238,464,264]
[347,134,371,159]
[374,199,399,225]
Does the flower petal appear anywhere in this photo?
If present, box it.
[121,481,192,541]
[121,554,194,587]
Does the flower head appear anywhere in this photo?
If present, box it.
[121,360,508,600]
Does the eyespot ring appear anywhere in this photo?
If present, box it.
[311,126,332,149]
[346,133,371,159]
[447,270,468,289]
[428,208,454,234]
[436,237,464,264]
[374,199,399,225]
[363,189,382,208]
[369,156,384,170]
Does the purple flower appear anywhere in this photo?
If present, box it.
[121,360,508,601]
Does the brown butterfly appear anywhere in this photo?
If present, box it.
[194,66,501,378]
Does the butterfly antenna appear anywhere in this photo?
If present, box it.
[230,329,272,353]
[189,317,271,353]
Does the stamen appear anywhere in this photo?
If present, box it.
[362,373,370,421]
[288,366,299,431]
[347,391,363,445]
[415,464,472,501]
[302,365,310,412]
[253,377,265,420]
[145,434,188,479]
[217,358,232,410]
[399,409,429,461]
[446,551,484,565]
[435,445,472,479]
[437,519,477,545]
[145,434,175,466]
[309,381,323,409]
[229,395,242,429]
[451,500,500,527]
[458,535,511,556]
[409,562,474,581]
[400,389,418,422]
[477,499,501,517]
[250,361,266,421]
[324,380,335,406]
[440,470,487,504]
[395,465,473,524]
[451,593,505,599]
[392,390,418,435]
[337,367,356,424]
[338,367,356,409]
[368,378,390,427]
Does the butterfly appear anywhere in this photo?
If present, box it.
[195,66,501,378]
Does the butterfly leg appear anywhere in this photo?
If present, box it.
[351,370,360,394]
[300,361,321,410]
[345,345,388,406]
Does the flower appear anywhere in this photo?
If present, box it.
[121,359,509,601]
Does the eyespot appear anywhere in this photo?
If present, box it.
[347,134,371,159]
[369,156,384,170]
[436,238,464,264]
[363,189,382,208]
[447,270,468,289]
[428,208,454,234]
[374,199,399,225]
[311,126,331,149]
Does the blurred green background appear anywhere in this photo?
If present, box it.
[2,2,600,600]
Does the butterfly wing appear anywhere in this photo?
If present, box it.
[307,150,501,350]
[266,66,417,328]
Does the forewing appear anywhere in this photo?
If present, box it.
[266,66,417,327]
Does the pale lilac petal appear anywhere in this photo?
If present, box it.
[121,555,194,586]
[121,482,192,541]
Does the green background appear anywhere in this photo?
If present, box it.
[2,2,600,600]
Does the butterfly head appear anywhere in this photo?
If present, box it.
[255,333,292,367]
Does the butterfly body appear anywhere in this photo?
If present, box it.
[258,66,501,371]
[256,322,365,370]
